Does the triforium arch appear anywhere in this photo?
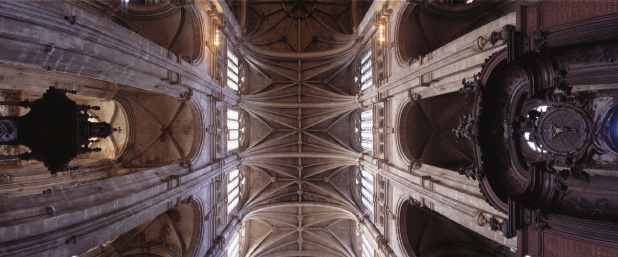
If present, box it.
[113,88,203,168]
[80,197,206,257]
[397,199,513,257]
[110,0,205,63]
[396,0,517,64]
[398,92,475,171]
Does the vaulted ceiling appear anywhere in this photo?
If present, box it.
[232,0,371,256]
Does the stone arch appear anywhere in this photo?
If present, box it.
[397,199,513,257]
[185,197,206,257]
[81,197,206,257]
[396,1,501,64]
[113,1,204,63]
[114,90,202,168]
[398,92,475,171]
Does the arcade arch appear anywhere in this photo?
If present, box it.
[398,200,513,257]
[398,92,475,171]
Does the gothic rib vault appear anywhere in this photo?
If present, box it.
[235,1,370,256]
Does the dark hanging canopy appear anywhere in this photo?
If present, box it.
[0,86,114,173]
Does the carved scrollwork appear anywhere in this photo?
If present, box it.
[476,212,488,226]
[460,73,482,102]
[488,216,515,238]
[474,25,511,52]
[488,216,503,231]
[552,69,572,94]
[458,163,483,181]
[488,28,506,45]
[452,114,479,144]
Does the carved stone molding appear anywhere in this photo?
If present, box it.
[180,88,194,101]
[475,212,488,226]
[409,160,422,170]
[408,89,422,103]
[473,25,510,52]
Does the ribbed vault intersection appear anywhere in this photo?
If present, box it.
[239,56,363,257]
[234,0,371,256]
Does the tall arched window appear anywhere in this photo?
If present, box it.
[227,228,241,257]
[227,169,240,214]
[227,109,240,151]
[360,169,374,214]
[361,232,374,257]
[360,49,373,91]
[227,49,240,91]
[360,109,373,151]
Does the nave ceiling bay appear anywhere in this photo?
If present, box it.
[232,1,373,256]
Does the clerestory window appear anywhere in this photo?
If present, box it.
[227,229,241,257]
[361,232,374,257]
[360,109,373,151]
[227,49,240,91]
[360,49,373,91]
[227,109,240,151]
[227,169,240,214]
[360,169,374,214]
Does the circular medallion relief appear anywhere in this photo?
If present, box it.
[538,107,590,153]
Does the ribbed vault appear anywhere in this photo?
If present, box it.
[239,55,361,256]
[235,1,370,256]
[243,205,357,257]
[230,0,371,53]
